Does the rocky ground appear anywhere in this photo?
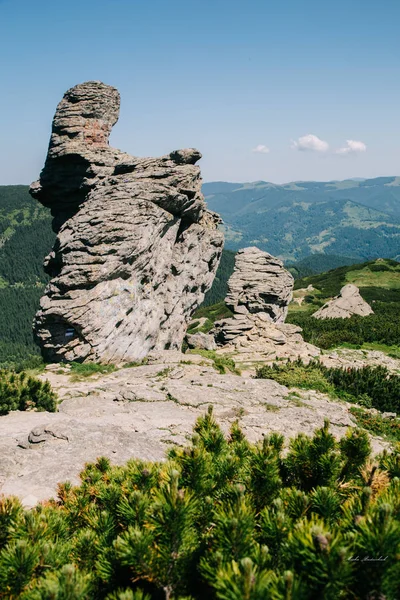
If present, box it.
[0,349,393,508]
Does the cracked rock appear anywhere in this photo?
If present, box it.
[31,81,223,364]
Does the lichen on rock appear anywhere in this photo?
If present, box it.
[31,81,223,364]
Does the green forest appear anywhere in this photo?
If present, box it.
[1,408,400,599]
[204,178,400,261]
[0,186,54,368]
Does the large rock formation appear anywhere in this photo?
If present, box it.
[30,81,223,363]
[225,247,294,322]
[312,284,374,320]
[213,247,320,362]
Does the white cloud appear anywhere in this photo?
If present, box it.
[252,144,270,154]
[291,134,329,153]
[336,139,367,155]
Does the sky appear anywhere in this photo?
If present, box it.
[1,0,400,185]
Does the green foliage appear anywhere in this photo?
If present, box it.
[293,259,400,297]
[187,349,240,375]
[0,186,54,367]
[0,286,46,369]
[0,369,57,414]
[193,300,234,322]
[204,178,400,260]
[256,359,400,415]
[256,361,335,395]
[187,318,214,335]
[69,362,116,379]
[287,301,400,349]
[350,408,400,443]
[0,411,399,599]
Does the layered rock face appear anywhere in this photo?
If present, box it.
[225,247,294,322]
[31,81,223,363]
[312,284,374,320]
[213,247,320,361]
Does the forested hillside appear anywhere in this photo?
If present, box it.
[204,177,400,261]
[0,186,54,367]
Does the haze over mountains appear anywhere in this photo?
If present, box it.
[204,176,400,262]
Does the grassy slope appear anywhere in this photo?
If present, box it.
[287,259,400,350]
[292,258,400,299]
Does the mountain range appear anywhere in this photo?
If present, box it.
[203,176,400,262]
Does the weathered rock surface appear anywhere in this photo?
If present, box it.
[321,347,400,374]
[225,247,294,323]
[186,332,216,351]
[213,247,319,361]
[0,358,388,507]
[312,284,374,319]
[30,81,223,364]
[217,323,321,370]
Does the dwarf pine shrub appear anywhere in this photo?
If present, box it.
[0,369,57,414]
[256,359,400,414]
[0,407,399,599]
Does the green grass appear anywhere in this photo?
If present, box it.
[192,300,234,323]
[69,362,116,379]
[187,318,214,335]
[346,263,400,289]
[256,362,335,395]
[187,349,241,375]
[257,359,400,415]
[328,342,400,359]
[156,367,173,379]
[264,402,281,412]
[285,391,307,407]
[122,358,149,368]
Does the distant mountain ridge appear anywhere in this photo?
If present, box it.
[203,176,400,262]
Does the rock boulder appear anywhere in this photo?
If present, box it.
[225,247,294,322]
[213,247,320,362]
[30,81,223,364]
[312,284,374,320]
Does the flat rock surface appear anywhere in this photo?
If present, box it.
[0,356,389,507]
[321,347,400,374]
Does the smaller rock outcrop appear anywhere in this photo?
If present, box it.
[312,284,373,320]
[186,332,216,351]
[212,247,320,362]
[225,247,294,323]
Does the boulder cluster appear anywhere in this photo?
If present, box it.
[31,81,223,363]
[212,247,320,361]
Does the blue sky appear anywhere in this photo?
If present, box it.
[1,0,399,184]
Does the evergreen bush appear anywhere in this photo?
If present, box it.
[0,369,57,415]
[256,359,400,415]
[0,409,399,599]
